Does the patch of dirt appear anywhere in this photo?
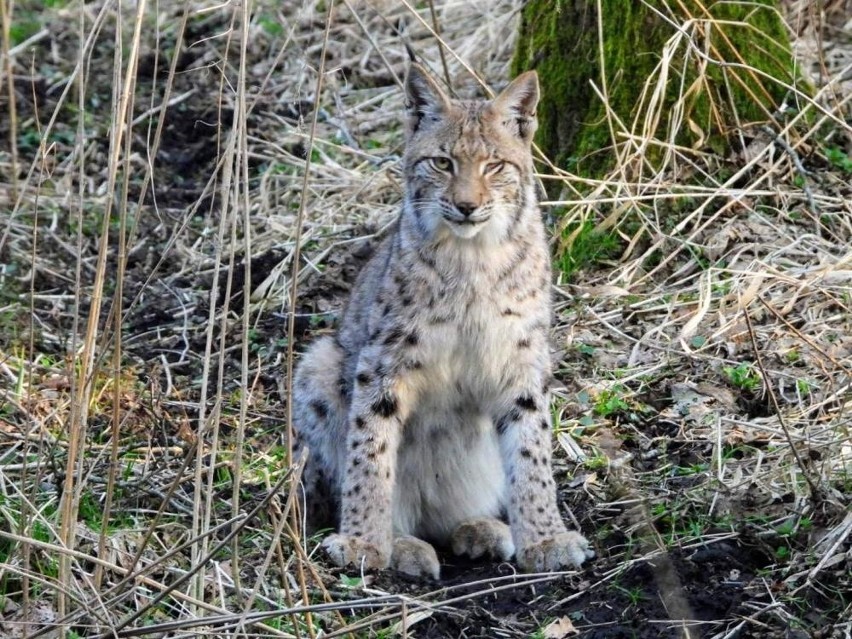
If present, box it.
[318,533,793,638]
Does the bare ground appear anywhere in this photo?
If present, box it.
[0,1,850,637]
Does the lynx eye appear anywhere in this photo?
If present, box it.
[485,161,505,174]
[430,157,453,172]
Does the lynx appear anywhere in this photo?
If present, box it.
[292,64,593,578]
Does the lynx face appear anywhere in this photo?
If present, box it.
[403,68,539,242]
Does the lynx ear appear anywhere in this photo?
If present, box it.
[491,71,539,142]
[405,64,451,135]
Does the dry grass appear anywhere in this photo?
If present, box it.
[0,0,850,637]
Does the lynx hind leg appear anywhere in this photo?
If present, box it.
[292,336,350,532]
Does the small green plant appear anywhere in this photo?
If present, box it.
[583,453,609,471]
[575,342,595,356]
[723,362,761,392]
[339,574,365,589]
[675,463,708,476]
[796,378,813,395]
[613,584,645,607]
[556,220,622,278]
[257,15,283,37]
[594,386,629,416]
[824,146,852,173]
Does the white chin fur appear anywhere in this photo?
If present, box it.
[444,219,486,239]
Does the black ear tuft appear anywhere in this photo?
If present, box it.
[404,64,450,136]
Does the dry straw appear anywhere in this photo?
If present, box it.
[0,0,849,637]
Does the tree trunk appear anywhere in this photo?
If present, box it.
[512,0,800,178]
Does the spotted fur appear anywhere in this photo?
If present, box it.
[292,64,593,577]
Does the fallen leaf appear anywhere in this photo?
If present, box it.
[543,616,579,638]
[389,610,433,635]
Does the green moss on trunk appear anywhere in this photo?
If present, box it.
[513,0,800,178]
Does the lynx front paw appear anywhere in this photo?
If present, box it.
[517,531,594,572]
[451,517,515,561]
[391,536,441,579]
[322,533,390,571]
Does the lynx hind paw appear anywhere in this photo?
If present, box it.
[322,533,390,571]
[391,536,441,579]
[517,531,594,572]
[451,517,515,561]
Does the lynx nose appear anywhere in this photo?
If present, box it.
[455,202,477,218]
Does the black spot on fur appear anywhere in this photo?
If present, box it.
[496,417,510,435]
[354,416,366,429]
[351,458,361,467]
[405,359,423,370]
[517,338,531,349]
[404,332,419,346]
[311,401,330,420]
[520,448,532,458]
[383,326,404,345]
[501,308,520,317]
[356,371,372,386]
[540,418,550,431]
[378,441,388,454]
[402,296,413,306]
[537,506,545,514]
[418,250,437,269]
[516,395,537,411]
[371,392,398,418]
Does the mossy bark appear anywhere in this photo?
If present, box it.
[512,0,800,178]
